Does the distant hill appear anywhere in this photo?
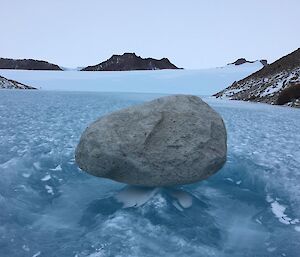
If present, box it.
[81,53,181,71]
[215,48,300,107]
[229,58,268,67]
[0,58,62,70]
[0,75,37,89]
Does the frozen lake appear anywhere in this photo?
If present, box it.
[0,91,299,257]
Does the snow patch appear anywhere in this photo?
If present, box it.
[170,190,193,208]
[115,186,158,208]
[270,200,299,225]
[51,164,62,171]
[41,174,51,181]
[33,162,41,170]
[45,185,54,195]
[32,251,41,257]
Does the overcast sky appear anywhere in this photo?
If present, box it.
[0,0,299,69]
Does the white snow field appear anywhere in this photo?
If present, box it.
[0,64,299,257]
[0,61,263,94]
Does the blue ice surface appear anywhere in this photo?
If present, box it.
[0,90,299,257]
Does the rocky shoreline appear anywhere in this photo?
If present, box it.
[0,75,37,90]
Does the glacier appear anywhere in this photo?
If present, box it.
[0,61,263,94]
[0,89,299,257]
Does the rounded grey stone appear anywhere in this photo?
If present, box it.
[75,95,227,187]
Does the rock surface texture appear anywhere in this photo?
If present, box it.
[75,95,227,187]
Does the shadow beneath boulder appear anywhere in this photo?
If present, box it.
[79,185,223,248]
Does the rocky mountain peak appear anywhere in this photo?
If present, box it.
[81,53,180,71]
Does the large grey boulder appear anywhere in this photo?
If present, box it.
[75,95,227,187]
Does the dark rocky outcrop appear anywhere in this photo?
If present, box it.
[0,75,37,89]
[229,58,268,66]
[81,53,181,71]
[215,48,300,108]
[277,84,300,106]
[75,95,227,187]
[230,58,252,65]
[260,59,268,67]
[0,58,62,70]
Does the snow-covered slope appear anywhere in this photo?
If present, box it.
[0,62,263,95]
[0,75,36,90]
[214,48,300,107]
